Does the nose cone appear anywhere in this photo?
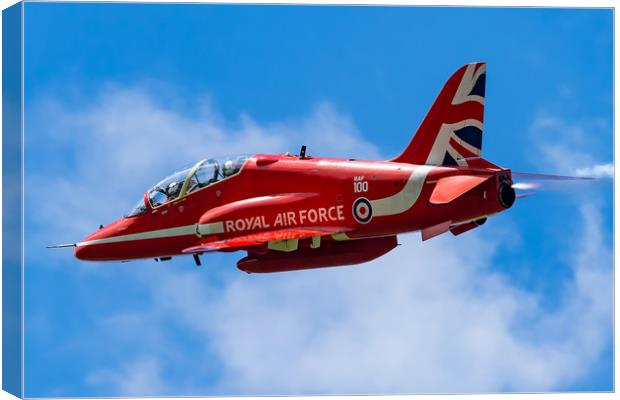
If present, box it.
[74,219,125,261]
[74,244,92,261]
[74,229,107,261]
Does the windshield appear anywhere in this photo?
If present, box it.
[126,196,147,217]
[144,155,250,209]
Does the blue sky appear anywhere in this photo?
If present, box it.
[22,4,612,397]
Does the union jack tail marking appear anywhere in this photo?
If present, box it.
[392,62,486,166]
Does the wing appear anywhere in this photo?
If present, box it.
[237,235,399,273]
[182,227,348,254]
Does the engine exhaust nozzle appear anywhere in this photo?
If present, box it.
[498,182,516,208]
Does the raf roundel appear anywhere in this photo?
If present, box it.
[352,197,373,224]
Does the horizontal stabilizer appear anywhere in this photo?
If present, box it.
[183,227,348,253]
[430,175,491,204]
[421,220,452,241]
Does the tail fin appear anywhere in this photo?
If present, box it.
[392,62,486,166]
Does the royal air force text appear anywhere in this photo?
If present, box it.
[224,205,345,233]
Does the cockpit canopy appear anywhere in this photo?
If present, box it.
[126,155,250,217]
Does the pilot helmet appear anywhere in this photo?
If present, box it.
[167,181,181,195]
[223,160,236,177]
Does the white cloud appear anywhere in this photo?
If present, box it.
[528,113,612,178]
[26,85,381,247]
[86,355,166,396]
[26,86,612,395]
[134,203,610,394]
[575,163,613,179]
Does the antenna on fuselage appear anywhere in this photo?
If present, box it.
[300,145,307,158]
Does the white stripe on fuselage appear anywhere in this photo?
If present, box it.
[78,163,431,247]
[317,160,433,217]
[77,222,224,247]
[370,165,434,217]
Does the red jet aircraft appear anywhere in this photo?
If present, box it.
[50,62,587,273]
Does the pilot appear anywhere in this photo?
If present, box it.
[166,181,182,199]
[222,160,237,178]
